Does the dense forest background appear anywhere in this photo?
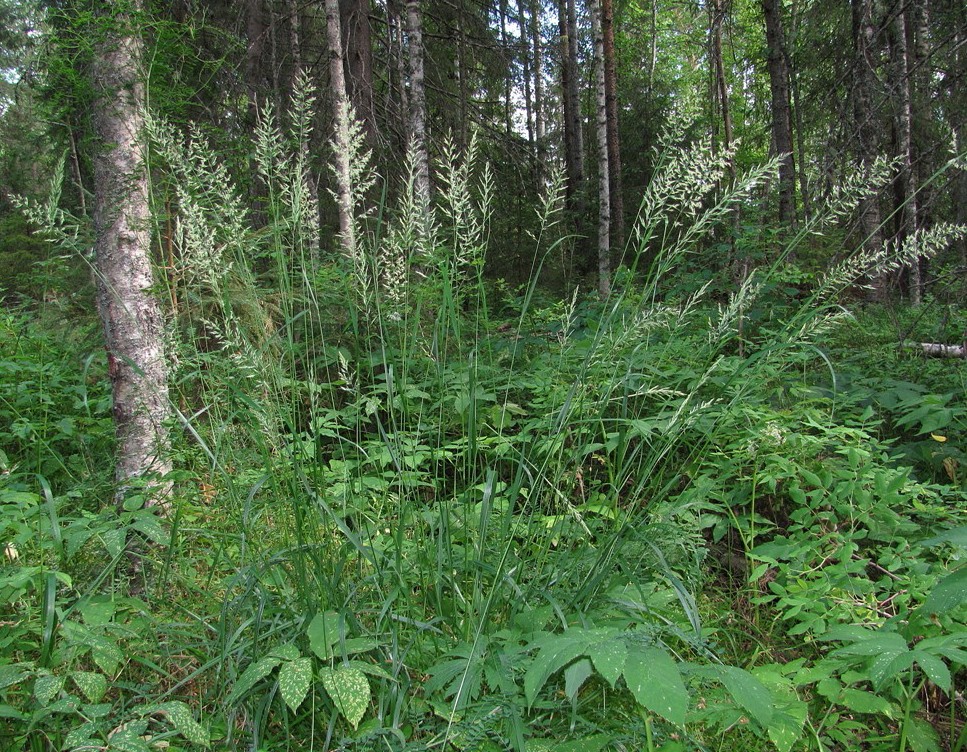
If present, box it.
[0,0,965,750]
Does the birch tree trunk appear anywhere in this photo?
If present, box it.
[325,0,358,258]
[406,0,430,203]
[601,0,623,252]
[592,0,611,296]
[91,0,172,506]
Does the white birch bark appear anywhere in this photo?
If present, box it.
[91,0,172,507]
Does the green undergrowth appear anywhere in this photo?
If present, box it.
[2,101,965,751]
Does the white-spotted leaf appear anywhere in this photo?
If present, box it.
[33,674,64,705]
[623,647,688,726]
[320,664,370,729]
[72,671,107,703]
[279,657,313,713]
[155,701,209,746]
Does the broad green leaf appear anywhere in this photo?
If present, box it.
[524,631,591,707]
[564,658,594,702]
[154,701,209,746]
[102,528,126,559]
[837,688,895,716]
[921,567,967,616]
[716,666,773,727]
[227,655,282,704]
[868,650,916,692]
[34,674,64,705]
[320,664,370,729]
[107,726,152,752]
[588,638,627,688]
[905,716,941,752]
[72,671,107,703]
[623,647,688,726]
[0,664,30,691]
[912,650,951,692]
[0,704,24,720]
[559,734,612,752]
[64,724,97,749]
[90,638,123,677]
[307,611,341,660]
[767,706,808,752]
[131,514,168,545]
[78,597,116,627]
[271,643,301,662]
[279,657,313,713]
[831,631,907,657]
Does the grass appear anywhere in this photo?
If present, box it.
[1,99,965,751]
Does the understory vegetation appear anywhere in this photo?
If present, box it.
[1,106,966,752]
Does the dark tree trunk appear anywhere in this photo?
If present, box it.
[762,0,797,228]
[558,0,584,216]
[91,0,172,506]
[340,0,376,145]
[851,0,886,297]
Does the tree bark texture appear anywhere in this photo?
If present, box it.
[340,0,376,146]
[406,0,430,203]
[762,0,797,227]
[326,0,358,257]
[850,0,886,298]
[601,0,623,252]
[91,0,172,504]
[889,4,921,303]
[592,0,611,296]
[558,0,585,216]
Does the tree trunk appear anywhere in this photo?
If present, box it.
[517,0,535,158]
[851,0,886,298]
[558,0,584,216]
[601,0,623,252]
[592,0,611,296]
[529,0,545,171]
[890,3,921,303]
[325,0,358,257]
[91,0,172,506]
[406,0,430,203]
[340,0,376,146]
[762,0,797,228]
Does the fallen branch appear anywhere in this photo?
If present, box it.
[904,342,967,358]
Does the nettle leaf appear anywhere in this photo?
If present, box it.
[715,666,773,728]
[102,528,126,559]
[279,657,313,713]
[34,674,64,705]
[320,664,370,729]
[307,611,341,660]
[623,647,688,726]
[154,701,209,746]
[72,671,107,703]
[227,655,282,704]
[836,688,896,716]
[524,630,592,707]
[131,514,168,545]
[271,643,301,662]
[588,638,627,688]
[63,722,96,749]
[91,637,123,677]
[0,664,31,691]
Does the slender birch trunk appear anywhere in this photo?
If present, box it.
[762,0,797,228]
[90,0,172,506]
[325,0,358,258]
